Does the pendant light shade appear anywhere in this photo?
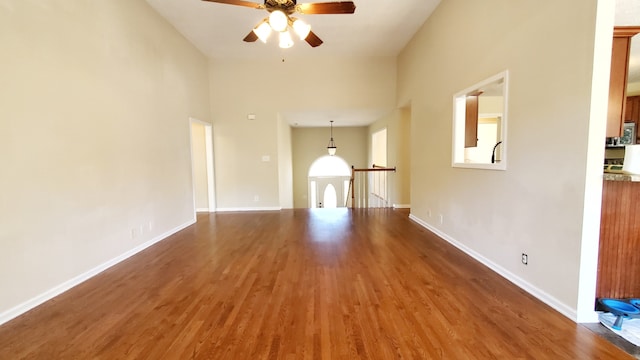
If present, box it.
[327,120,337,156]
[292,19,311,40]
[269,10,288,32]
[279,30,294,49]
[253,21,272,43]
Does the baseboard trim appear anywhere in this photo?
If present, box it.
[216,207,282,212]
[392,204,411,209]
[195,207,210,212]
[0,218,196,326]
[408,213,578,322]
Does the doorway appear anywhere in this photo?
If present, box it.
[371,128,388,203]
[308,155,350,208]
[189,118,216,214]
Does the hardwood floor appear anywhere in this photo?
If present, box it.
[0,209,631,359]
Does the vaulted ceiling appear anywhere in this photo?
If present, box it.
[145,0,640,127]
[146,0,441,59]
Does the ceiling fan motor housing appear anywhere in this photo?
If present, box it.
[266,0,297,14]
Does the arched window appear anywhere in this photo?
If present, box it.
[308,155,351,208]
[308,155,351,177]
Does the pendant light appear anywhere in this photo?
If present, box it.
[327,120,337,156]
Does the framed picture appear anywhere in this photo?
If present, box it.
[621,122,636,145]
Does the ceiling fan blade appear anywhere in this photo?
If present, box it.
[296,1,356,14]
[243,30,259,42]
[201,0,264,9]
[305,30,323,47]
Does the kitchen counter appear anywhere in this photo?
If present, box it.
[603,173,640,182]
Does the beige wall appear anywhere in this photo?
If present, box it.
[208,57,396,210]
[398,0,607,320]
[0,1,210,320]
[368,108,412,207]
[292,127,368,208]
[277,114,294,209]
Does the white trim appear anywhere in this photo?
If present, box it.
[574,0,615,325]
[189,119,197,220]
[392,204,411,209]
[0,219,196,326]
[204,125,216,212]
[195,208,210,212]
[408,213,579,322]
[216,207,282,212]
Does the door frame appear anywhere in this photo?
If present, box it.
[308,176,350,208]
[189,118,216,216]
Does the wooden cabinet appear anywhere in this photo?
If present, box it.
[626,96,640,143]
[597,179,640,299]
[465,94,479,148]
[606,27,640,138]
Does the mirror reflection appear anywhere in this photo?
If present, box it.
[453,71,508,169]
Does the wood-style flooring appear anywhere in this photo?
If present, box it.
[0,209,632,359]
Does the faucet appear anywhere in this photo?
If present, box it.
[491,141,503,163]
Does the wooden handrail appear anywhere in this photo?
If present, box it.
[348,165,396,208]
[352,167,396,172]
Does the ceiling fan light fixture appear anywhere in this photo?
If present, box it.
[292,19,311,40]
[269,10,288,32]
[202,0,358,48]
[253,21,272,43]
[279,30,294,48]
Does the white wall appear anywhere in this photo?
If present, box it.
[0,0,210,322]
[208,57,396,210]
[191,122,209,211]
[398,0,607,320]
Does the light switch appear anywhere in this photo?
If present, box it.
[247,113,256,120]
[262,155,270,162]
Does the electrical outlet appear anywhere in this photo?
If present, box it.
[254,195,260,202]
[521,253,528,265]
[439,214,444,224]
[428,209,432,217]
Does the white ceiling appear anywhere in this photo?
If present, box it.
[146,0,441,59]
[146,0,640,127]
[145,0,440,128]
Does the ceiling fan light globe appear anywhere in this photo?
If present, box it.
[269,10,288,32]
[253,22,272,43]
[292,19,311,40]
[279,30,294,48]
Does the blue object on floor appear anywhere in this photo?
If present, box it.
[599,298,640,330]
[630,299,640,309]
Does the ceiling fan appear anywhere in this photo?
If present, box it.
[201,0,356,48]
